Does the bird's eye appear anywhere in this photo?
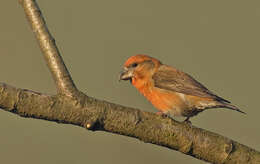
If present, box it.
[131,63,138,67]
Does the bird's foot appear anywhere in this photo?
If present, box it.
[183,117,192,124]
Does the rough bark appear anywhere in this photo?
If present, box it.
[0,0,259,163]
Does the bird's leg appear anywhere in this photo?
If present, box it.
[183,117,192,124]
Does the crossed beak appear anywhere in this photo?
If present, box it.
[119,67,134,81]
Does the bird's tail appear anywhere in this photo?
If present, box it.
[220,102,246,114]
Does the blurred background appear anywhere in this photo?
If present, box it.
[0,1,259,163]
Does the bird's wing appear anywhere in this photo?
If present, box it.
[152,65,230,103]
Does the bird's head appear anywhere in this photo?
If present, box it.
[119,54,162,83]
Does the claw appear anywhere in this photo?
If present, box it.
[183,117,192,124]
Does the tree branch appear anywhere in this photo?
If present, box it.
[19,0,78,97]
[1,0,259,163]
[1,82,260,163]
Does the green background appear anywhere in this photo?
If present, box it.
[0,1,259,163]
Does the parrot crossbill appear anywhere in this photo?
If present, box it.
[119,54,245,122]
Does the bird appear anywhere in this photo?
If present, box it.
[119,54,245,122]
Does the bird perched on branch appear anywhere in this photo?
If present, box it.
[119,54,245,122]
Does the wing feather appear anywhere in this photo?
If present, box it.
[152,65,230,103]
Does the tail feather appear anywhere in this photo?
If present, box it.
[221,102,246,114]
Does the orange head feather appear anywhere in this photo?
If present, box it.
[123,54,162,68]
[120,55,161,87]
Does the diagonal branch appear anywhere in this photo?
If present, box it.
[0,0,258,164]
[19,0,78,96]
